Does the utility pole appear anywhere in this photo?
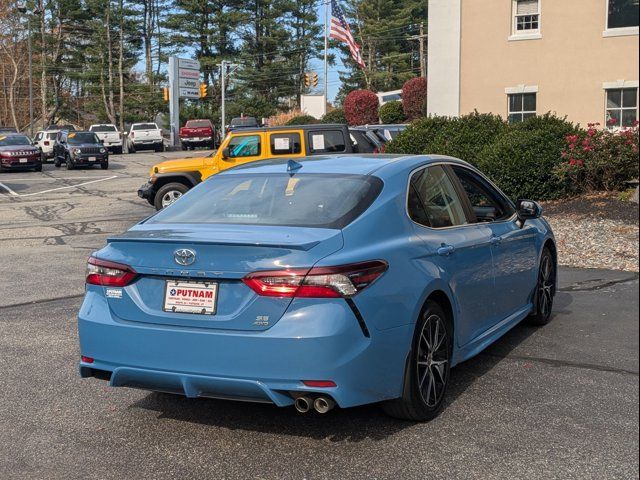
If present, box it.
[408,22,428,78]
[220,60,226,136]
[217,61,239,136]
[17,3,34,135]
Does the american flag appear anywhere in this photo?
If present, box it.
[330,0,366,70]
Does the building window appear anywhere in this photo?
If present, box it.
[606,88,638,128]
[607,0,639,30]
[513,0,540,33]
[508,93,536,123]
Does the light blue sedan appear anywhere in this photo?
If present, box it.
[78,154,557,421]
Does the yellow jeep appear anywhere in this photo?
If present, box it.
[138,124,353,210]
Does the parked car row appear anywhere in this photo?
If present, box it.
[139,122,408,210]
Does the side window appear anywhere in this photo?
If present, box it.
[270,133,301,155]
[308,130,346,154]
[227,135,261,158]
[451,166,515,223]
[408,165,468,228]
[34,133,42,141]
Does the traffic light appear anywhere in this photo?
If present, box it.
[162,87,169,102]
[304,73,310,88]
[312,73,318,87]
[199,83,208,98]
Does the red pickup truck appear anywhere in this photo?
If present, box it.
[179,119,216,150]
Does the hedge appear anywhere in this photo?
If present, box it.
[386,112,593,200]
[285,114,318,126]
[321,108,347,124]
[379,101,406,124]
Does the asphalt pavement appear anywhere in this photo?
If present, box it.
[0,152,638,479]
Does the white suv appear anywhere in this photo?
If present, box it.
[89,124,123,154]
[33,129,60,162]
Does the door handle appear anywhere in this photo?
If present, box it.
[437,245,455,256]
[490,235,502,246]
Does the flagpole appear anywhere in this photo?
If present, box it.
[323,0,329,116]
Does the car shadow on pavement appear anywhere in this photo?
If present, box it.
[130,296,573,442]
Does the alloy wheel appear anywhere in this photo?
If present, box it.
[417,314,449,407]
[161,190,182,208]
[537,254,555,319]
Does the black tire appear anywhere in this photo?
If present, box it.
[153,182,189,210]
[382,300,453,422]
[54,157,61,168]
[114,146,123,155]
[34,163,42,172]
[100,161,109,170]
[528,248,556,326]
[65,155,74,170]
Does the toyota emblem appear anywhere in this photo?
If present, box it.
[174,248,196,266]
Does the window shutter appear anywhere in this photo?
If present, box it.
[516,0,539,15]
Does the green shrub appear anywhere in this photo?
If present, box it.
[321,108,347,124]
[554,122,639,193]
[379,101,405,124]
[285,114,318,126]
[385,112,506,164]
[477,114,578,200]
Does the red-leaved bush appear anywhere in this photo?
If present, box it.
[554,121,639,192]
[343,89,379,126]
[401,77,427,120]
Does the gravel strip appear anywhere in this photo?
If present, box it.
[543,193,639,272]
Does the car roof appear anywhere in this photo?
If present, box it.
[220,154,472,177]
[230,124,347,135]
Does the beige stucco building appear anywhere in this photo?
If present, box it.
[427,0,639,128]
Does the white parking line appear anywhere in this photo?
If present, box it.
[0,175,118,197]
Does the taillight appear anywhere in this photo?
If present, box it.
[86,257,137,287]
[44,141,50,146]
[242,260,388,298]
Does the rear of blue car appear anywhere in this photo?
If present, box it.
[78,171,409,408]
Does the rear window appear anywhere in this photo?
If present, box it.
[132,123,158,130]
[308,130,346,153]
[149,173,383,229]
[47,133,57,139]
[186,120,211,128]
[90,125,117,132]
[231,117,258,127]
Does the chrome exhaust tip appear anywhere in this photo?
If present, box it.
[294,396,312,413]
[313,396,336,414]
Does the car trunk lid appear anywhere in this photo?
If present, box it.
[97,224,343,331]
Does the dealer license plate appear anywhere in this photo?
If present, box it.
[88,156,96,161]
[163,280,217,315]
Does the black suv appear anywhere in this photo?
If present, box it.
[53,131,109,170]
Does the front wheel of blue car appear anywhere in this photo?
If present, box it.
[383,300,452,422]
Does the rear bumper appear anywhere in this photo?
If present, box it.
[180,137,213,146]
[78,290,412,408]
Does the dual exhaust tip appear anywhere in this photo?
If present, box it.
[294,395,336,414]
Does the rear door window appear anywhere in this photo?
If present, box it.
[270,133,301,155]
[149,173,383,229]
[308,130,346,153]
[450,166,515,223]
[408,165,468,228]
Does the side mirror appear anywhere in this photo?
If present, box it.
[516,199,542,227]
[221,147,231,159]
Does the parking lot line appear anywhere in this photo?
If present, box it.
[0,175,118,197]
